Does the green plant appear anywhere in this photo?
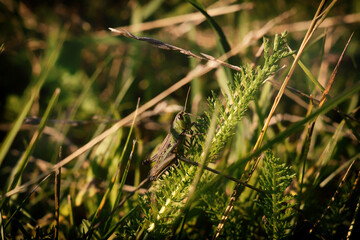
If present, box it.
[257,150,296,240]
[1,1,359,239]
[123,32,293,238]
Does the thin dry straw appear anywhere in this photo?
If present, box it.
[129,3,254,32]
[108,28,241,72]
[346,191,360,239]
[96,3,254,33]
[309,158,356,234]
[272,12,360,33]
[213,1,339,238]
[54,147,61,240]
[307,32,354,234]
[110,24,324,107]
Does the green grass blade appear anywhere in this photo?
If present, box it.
[73,46,136,172]
[187,0,232,55]
[187,0,240,85]
[317,120,345,168]
[239,83,360,167]
[102,207,137,239]
[0,90,37,167]
[86,101,139,238]
[173,106,220,235]
[297,58,325,91]
[4,174,52,230]
[297,101,314,201]
[313,120,345,185]
[113,101,140,210]
[6,89,61,192]
[319,154,358,188]
[1,89,60,211]
[292,32,326,92]
[63,55,113,171]
[142,0,165,20]
[0,27,67,167]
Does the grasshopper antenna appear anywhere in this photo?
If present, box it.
[184,87,191,112]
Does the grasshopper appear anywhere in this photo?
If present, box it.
[143,110,263,194]
[144,110,193,180]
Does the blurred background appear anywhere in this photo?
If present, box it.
[0,0,359,237]
[1,0,359,123]
[1,0,360,188]
[1,0,359,195]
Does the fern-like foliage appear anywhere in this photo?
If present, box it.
[126,32,293,238]
[201,32,292,161]
[257,150,296,240]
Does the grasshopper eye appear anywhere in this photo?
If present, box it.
[176,112,184,121]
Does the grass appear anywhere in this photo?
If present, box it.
[0,0,360,239]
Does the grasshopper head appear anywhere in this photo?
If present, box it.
[171,111,192,137]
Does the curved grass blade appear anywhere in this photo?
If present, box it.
[85,100,140,239]
[102,207,137,239]
[2,12,295,200]
[320,154,359,188]
[214,81,360,239]
[253,82,360,163]
[187,0,241,67]
[0,26,67,167]
[172,106,219,235]
[4,174,52,230]
[0,91,37,168]
[214,2,342,237]
[309,157,356,234]
[297,101,314,202]
[312,120,345,186]
[1,88,60,210]
[187,0,239,86]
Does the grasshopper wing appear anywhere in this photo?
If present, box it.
[149,152,176,181]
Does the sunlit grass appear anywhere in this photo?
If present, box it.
[0,1,359,239]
